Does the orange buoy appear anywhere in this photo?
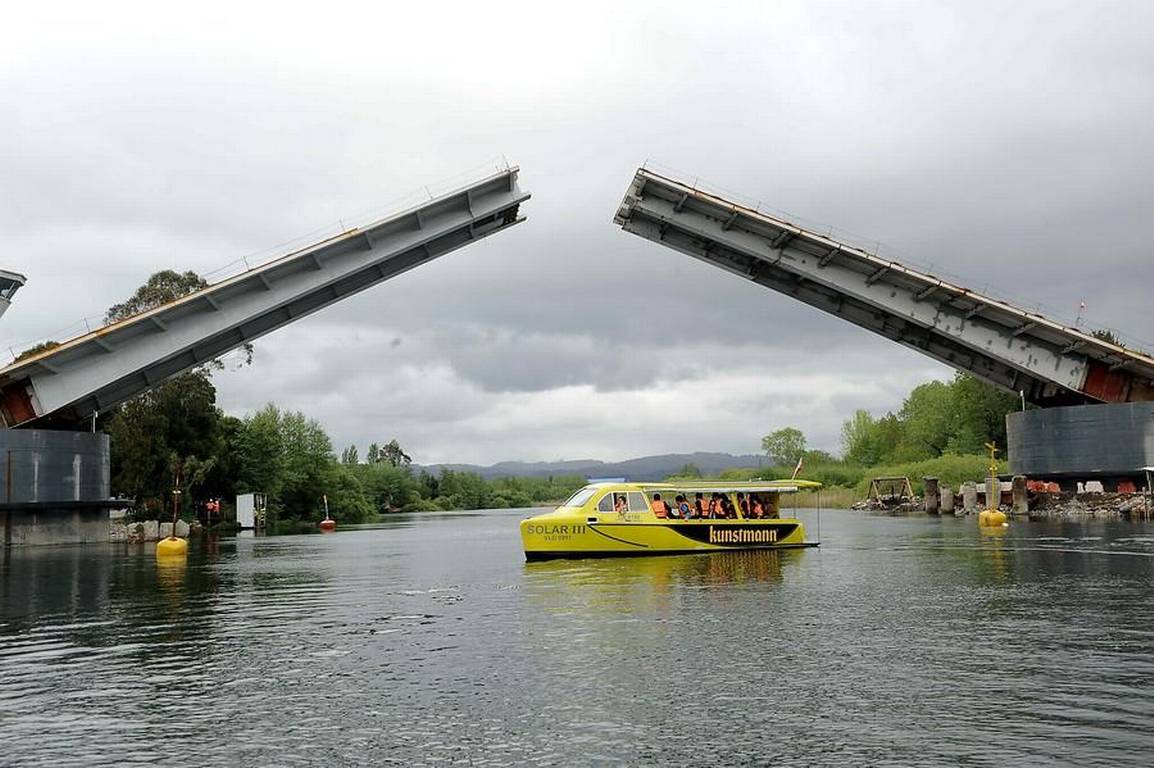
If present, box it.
[319,493,336,532]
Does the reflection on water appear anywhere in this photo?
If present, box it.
[2,510,1154,766]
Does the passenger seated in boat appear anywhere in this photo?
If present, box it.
[721,496,737,519]
[650,493,669,519]
[674,494,691,519]
[708,493,723,519]
[751,493,779,518]
[736,492,750,518]
[693,493,706,519]
[750,495,765,519]
[614,494,627,514]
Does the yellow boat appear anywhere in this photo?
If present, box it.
[520,480,820,561]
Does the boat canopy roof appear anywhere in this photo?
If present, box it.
[581,480,821,494]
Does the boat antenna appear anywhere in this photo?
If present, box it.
[816,486,822,546]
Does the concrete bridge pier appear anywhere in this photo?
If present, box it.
[0,430,117,547]
[961,482,978,514]
[924,477,940,514]
[940,485,955,515]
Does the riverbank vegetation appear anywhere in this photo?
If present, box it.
[680,373,1019,505]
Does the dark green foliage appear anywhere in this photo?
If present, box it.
[15,340,60,362]
[105,371,225,515]
[841,373,1021,466]
[105,270,207,323]
[1091,329,1119,345]
[761,427,806,466]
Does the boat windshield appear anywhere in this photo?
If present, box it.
[561,486,599,508]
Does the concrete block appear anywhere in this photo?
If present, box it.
[1,507,109,546]
[941,485,954,514]
[986,476,1000,509]
[109,515,128,542]
[1012,475,1029,516]
[175,520,190,538]
[159,522,174,539]
[924,477,940,514]
[142,520,159,541]
[962,481,978,513]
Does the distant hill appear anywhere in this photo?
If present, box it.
[414,452,767,482]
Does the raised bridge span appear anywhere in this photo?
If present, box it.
[614,167,1154,409]
[0,167,528,429]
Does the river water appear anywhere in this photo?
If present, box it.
[2,509,1154,767]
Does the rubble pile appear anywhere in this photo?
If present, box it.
[851,496,923,514]
[1027,492,1150,519]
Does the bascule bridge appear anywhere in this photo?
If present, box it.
[614,167,1154,485]
[0,167,528,545]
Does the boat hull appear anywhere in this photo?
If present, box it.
[521,516,814,561]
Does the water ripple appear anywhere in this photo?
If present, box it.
[2,512,1154,766]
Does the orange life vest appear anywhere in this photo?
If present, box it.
[651,500,668,519]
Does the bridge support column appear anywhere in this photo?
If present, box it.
[923,477,940,515]
[941,485,955,515]
[1012,475,1029,516]
[962,482,978,514]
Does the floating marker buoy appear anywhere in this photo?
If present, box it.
[978,508,1007,527]
[978,442,1009,528]
[156,535,189,557]
[318,494,336,532]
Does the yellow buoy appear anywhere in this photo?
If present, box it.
[978,509,1007,527]
[978,441,1009,528]
[156,536,189,557]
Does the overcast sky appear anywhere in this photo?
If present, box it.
[3,1,1152,464]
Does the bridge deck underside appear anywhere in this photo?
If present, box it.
[615,169,1154,407]
[0,168,529,427]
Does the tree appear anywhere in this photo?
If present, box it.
[379,439,411,468]
[1091,329,1120,346]
[841,409,878,465]
[365,442,381,464]
[234,404,285,499]
[947,373,1020,454]
[231,404,374,524]
[105,372,226,512]
[761,427,807,467]
[278,410,336,519]
[105,269,252,368]
[106,270,208,323]
[895,381,953,459]
[14,340,60,362]
[340,445,359,465]
[168,453,217,518]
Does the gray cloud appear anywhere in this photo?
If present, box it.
[2,0,1152,463]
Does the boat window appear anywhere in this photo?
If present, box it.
[562,487,599,508]
[627,492,648,512]
[597,493,616,513]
